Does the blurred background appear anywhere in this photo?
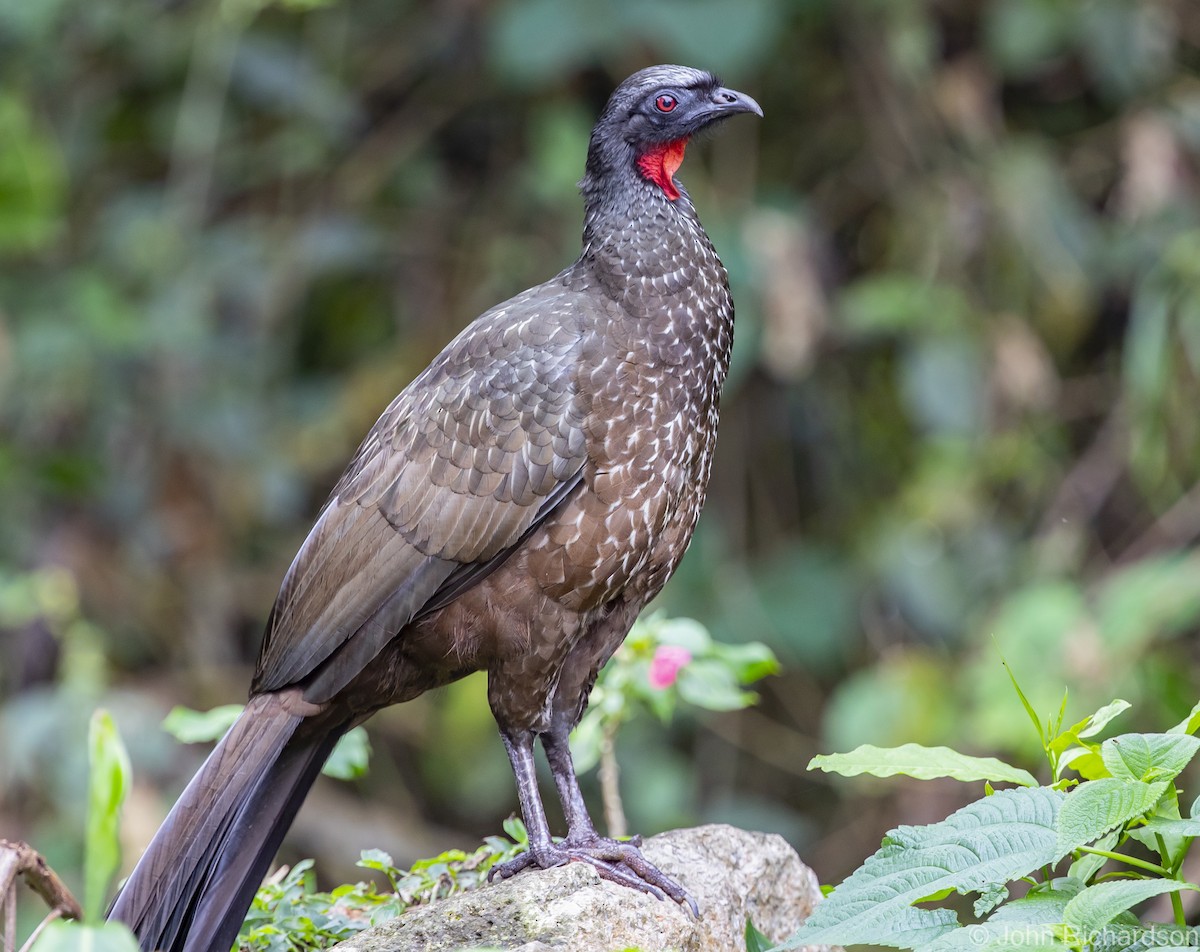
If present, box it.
[2,0,1200,914]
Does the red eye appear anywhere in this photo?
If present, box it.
[655,94,677,113]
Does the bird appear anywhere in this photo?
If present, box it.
[107,64,761,952]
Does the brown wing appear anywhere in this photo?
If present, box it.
[253,283,593,702]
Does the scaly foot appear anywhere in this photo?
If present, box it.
[488,835,698,917]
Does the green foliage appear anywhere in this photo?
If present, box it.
[27,711,140,951]
[4,0,1200,928]
[163,706,372,780]
[84,710,131,922]
[31,921,141,952]
[745,918,774,952]
[569,613,778,773]
[0,92,65,253]
[787,787,1066,948]
[783,678,1200,951]
[237,819,529,952]
[809,743,1037,787]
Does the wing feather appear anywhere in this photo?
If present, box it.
[252,283,596,702]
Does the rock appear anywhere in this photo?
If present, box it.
[331,824,832,952]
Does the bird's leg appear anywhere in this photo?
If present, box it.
[488,729,561,881]
[539,728,698,916]
[488,727,697,914]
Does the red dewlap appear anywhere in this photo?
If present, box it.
[636,138,688,201]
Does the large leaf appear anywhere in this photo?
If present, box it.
[1101,734,1200,783]
[1139,816,1200,838]
[778,787,1065,949]
[1094,923,1200,952]
[809,743,1037,786]
[1062,880,1199,942]
[1056,779,1168,852]
[1128,788,1189,858]
[922,924,1068,951]
[988,877,1083,924]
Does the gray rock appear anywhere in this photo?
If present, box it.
[331,824,832,952]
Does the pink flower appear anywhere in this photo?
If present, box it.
[647,645,692,690]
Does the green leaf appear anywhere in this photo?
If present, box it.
[1101,733,1200,783]
[502,815,528,845]
[675,659,755,711]
[1062,880,1199,941]
[923,924,1068,950]
[710,640,780,683]
[1138,816,1200,838]
[1059,747,1109,781]
[1101,924,1200,951]
[1001,654,1045,748]
[989,877,1084,925]
[745,919,773,952]
[85,709,131,922]
[356,848,395,872]
[1078,700,1133,740]
[0,93,66,253]
[974,882,1009,917]
[31,921,141,952]
[1068,830,1119,883]
[808,744,1037,787]
[322,726,371,780]
[778,787,1066,949]
[1128,787,1187,860]
[649,615,713,654]
[927,880,1089,950]
[1168,700,1200,736]
[162,704,244,744]
[1056,778,1168,852]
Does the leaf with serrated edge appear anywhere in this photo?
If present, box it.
[974,882,1008,917]
[1102,734,1200,783]
[1106,924,1200,952]
[778,787,1065,950]
[1056,779,1168,852]
[808,744,1037,786]
[989,877,1084,925]
[922,924,1068,950]
[1138,816,1200,838]
[1062,880,1199,941]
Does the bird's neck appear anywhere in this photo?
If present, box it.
[578,171,700,261]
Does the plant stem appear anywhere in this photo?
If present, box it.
[598,720,627,838]
[1170,889,1186,928]
[1156,834,1187,928]
[1076,846,1169,876]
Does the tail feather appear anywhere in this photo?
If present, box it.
[109,693,343,952]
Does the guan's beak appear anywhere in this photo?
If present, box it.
[708,86,764,119]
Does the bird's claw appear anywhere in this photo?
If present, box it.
[487,836,698,917]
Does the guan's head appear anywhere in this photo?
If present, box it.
[583,65,763,202]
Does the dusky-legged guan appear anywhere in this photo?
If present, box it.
[107,65,761,952]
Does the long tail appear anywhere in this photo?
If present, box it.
[108,691,343,952]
